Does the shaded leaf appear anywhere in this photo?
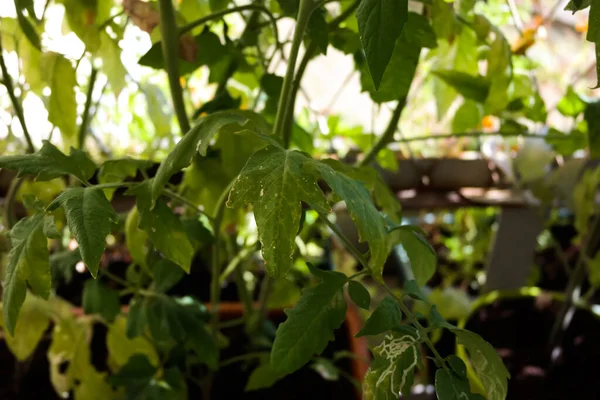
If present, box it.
[0,141,96,183]
[271,269,347,375]
[83,279,121,322]
[433,70,490,103]
[404,279,428,302]
[389,225,437,287]
[246,362,285,391]
[584,100,600,158]
[356,297,402,337]
[47,188,118,278]
[435,368,486,400]
[3,213,50,335]
[98,157,152,199]
[348,280,371,310]
[151,258,184,292]
[357,0,408,89]
[307,7,328,54]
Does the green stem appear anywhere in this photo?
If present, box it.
[163,188,215,222]
[393,130,573,144]
[234,260,253,317]
[210,179,236,349]
[158,0,190,135]
[3,177,25,229]
[359,96,407,167]
[273,0,316,143]
[323,213,447,367]
[78,67,98,149]
[100,268,130,288]
[219,245,256,284]
[0,33,35,153]
[218,351,269,367]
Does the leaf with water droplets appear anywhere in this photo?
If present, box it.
[227,146,329,278]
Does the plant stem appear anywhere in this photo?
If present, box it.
[78,67,98,149]
[163,188,215,222]
[393,131,572,144]
[0,34,35,153]
[100,268,130,288]
[218,351,269,367]
[179,4,279,44]
[3,177,25,229]
[234,260,253,316]
[321,215,369,267]
[158,0,190,135]
[359,96,407,167]
[273,0,316,144]
[210,179,235,350]
[219,245,256,284]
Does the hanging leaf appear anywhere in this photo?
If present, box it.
[363,331,421,400]
[82,279,121,322]
[389,225,437,287]
[451,329,510,400]
[246,362,285,391]
[127,181,194,272]
[41,52,78,142]
[356,0,408,89]
[0,141,96,183]
[348,280,371,310]
[584,100,600,158]
[356,297,403,337]
[0,295,50,361]
[47,187,118,278]
[3,213,50,335]
[271,268,348,375]
[151,110,271,205]
[227,146,329,277]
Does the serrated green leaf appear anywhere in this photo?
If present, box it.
[404,279,428,302]
[315,159,388,278]
[42,52,78,141]
[151,258,184,292]
[271,269,347,375]
[127,181,194,272]
[47,187,118,278]
[435,368,486,400]
[152,110,271,205]
[389,225,437,287]
[0,295,50,361]
[557,86,587,117]
[356,297,402,337]
[227,146,329,277]
[83,279,121,322]
[357,0,408,89]
[363,332,420,400]
[246,362,285,391]
[3,213,50,335]
[348,280,371,310]
[433,70,490,103]
[0,141,96,183]
[451,329,509,400]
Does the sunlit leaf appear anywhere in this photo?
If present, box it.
[0,295,50,361]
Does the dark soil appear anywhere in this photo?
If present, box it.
[464,296,600,400]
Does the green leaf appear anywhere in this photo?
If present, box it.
[587,1,600,87]
[404,279,428,302]
[139,28,227,75]
[14,3,41,51]
[97,32,127,95]
[306,7,328,54]
[348,280,371,310]
[585,100,600,158]
[431,0,457,40]
[452,101,482,132]
[485,31,512,113]
[59,0,101,51]
[47,188,118,278]
[389,225,437,287]
[3,213,50,335]
[435,368,486,400]
[98,157,152,199]
[330,28,362,54]
[107,316,159,368]
[565,0,591,12]
[356,0,408,89]
[403,13,438,49]
[151,258,184,292]
[270,269,348,375]
[433,70,490,103]
[127,181,195,272]
[451,329,510,400]
[362,332,420,400]
[360,13,427,103]
[126,297,147,339]
[151,110,271,204]
[210,0,229,11]
[43,214,61,239]
[227,146,329,278]
[0,295,50,361]
[82,279,121,322]
[108,354,162,398]
[356,297,402,337]
[19,33,44,95]
[246,362,285,391]
[315,159,388,278]
[0,141,96,183]
[447,355,468,378]
[41,52,78,141]
[557,86,587,117]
